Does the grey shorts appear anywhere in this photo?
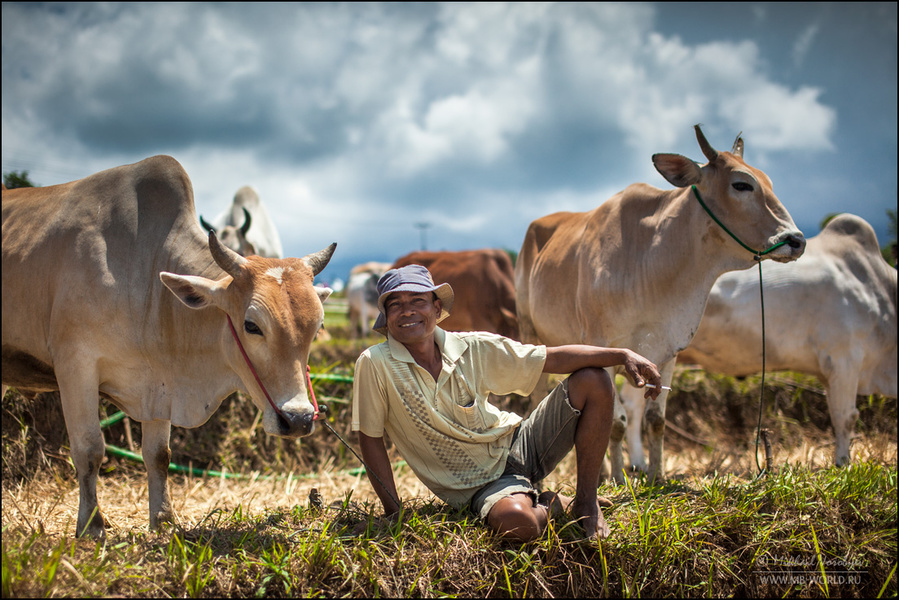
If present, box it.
[470,378,581,520]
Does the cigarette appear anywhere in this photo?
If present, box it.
[644,384,672,390]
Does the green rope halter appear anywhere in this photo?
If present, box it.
[690,184,786,476]
[691,185,788,259]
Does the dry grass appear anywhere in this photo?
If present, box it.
[3,429,896,543]
[2,342,897,597]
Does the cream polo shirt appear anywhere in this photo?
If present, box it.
[351,328,547,509]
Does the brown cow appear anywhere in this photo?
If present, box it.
[2,156,335,538]
[516,125,805,483]
[392,249,519,340]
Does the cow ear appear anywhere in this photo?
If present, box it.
[160,272,226,309]
[652,153,703,188]
[316,285,333,303]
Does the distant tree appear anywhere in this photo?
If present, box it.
[887,208,897,243]
[819,212,841,230]
[885,208,897,267]
[3,170,37,189]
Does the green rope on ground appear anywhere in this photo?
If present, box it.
[100,371,376,480]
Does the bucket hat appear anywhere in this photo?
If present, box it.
[372,264,454,335]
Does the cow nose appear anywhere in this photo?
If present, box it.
[276,408,315,437]
[785,234,804,249]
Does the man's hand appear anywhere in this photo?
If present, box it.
[350,509,402,537]
[543,344,663,399]
[620,349,663,399]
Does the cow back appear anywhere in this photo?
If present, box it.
[392,249,519,339]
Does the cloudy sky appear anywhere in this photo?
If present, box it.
[2,2,896,284]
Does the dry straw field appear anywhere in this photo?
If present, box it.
[3,329,897,597]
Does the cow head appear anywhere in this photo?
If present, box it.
[200,207,258,257]
[160,233,335,438]
[651,125,805,263]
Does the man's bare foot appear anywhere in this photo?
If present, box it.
[537,491,572,519]
[572,497,611,539]
[539,491,612,538]
[538,491,612,512]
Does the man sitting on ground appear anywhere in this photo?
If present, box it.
[351,264,661,541]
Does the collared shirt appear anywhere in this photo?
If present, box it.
[352,328,547,509]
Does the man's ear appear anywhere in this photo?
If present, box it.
[159,272,227,309]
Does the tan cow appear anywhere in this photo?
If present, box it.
[346,261,393,338]
[679,213,897,465]
[515,125,805,483]
[392,248,519,339]
[2,156,336,538]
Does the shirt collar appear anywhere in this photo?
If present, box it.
[386,327,468,365]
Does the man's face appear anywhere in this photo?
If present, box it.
[384,290,442,345]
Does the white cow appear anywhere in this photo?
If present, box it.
[201,186,284,258]
[2,156,335,538]
[678,213,897,465]
[346,262,392,337]
[515,125,806,483]
[201,206,256,257]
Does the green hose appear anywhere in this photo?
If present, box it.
[104,441,403,480]
[98,370,406,480]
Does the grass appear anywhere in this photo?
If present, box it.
[2,335,897,598]
[3,463,895,597]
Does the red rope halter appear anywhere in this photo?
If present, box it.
[226,314,321,421]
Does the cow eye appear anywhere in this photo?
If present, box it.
[244,320,263,336]
[732,181,754,192]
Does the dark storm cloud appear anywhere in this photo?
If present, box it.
[2,2,894,282]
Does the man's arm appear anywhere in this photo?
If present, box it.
[543,344,663,398]
[358,432,402,516]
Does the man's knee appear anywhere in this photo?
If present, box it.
[487,495,544,542]
[567,367,614,411]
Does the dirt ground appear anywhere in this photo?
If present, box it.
[3,342,896,538]
[3,407,895,540]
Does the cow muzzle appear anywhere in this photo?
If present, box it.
[266,401,317,438]
[767,231,806,263]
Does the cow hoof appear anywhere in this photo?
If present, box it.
[76,513,107,540]
[149,510,176,532]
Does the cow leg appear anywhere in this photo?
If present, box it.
[619,382,648,474]
[825,372,860,467]
[57,368,107,539]
[644,359,676,483]
[348,305,360,338]
[607,389,629,484]
[360,302,369,337]
[141,419,175,530]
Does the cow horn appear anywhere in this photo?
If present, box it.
[239,207,252,237]
[208,230,248,277]
[199,215,216,233]
[694,124,718,163]
[302,243,337,276]
[731,133,744,158]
